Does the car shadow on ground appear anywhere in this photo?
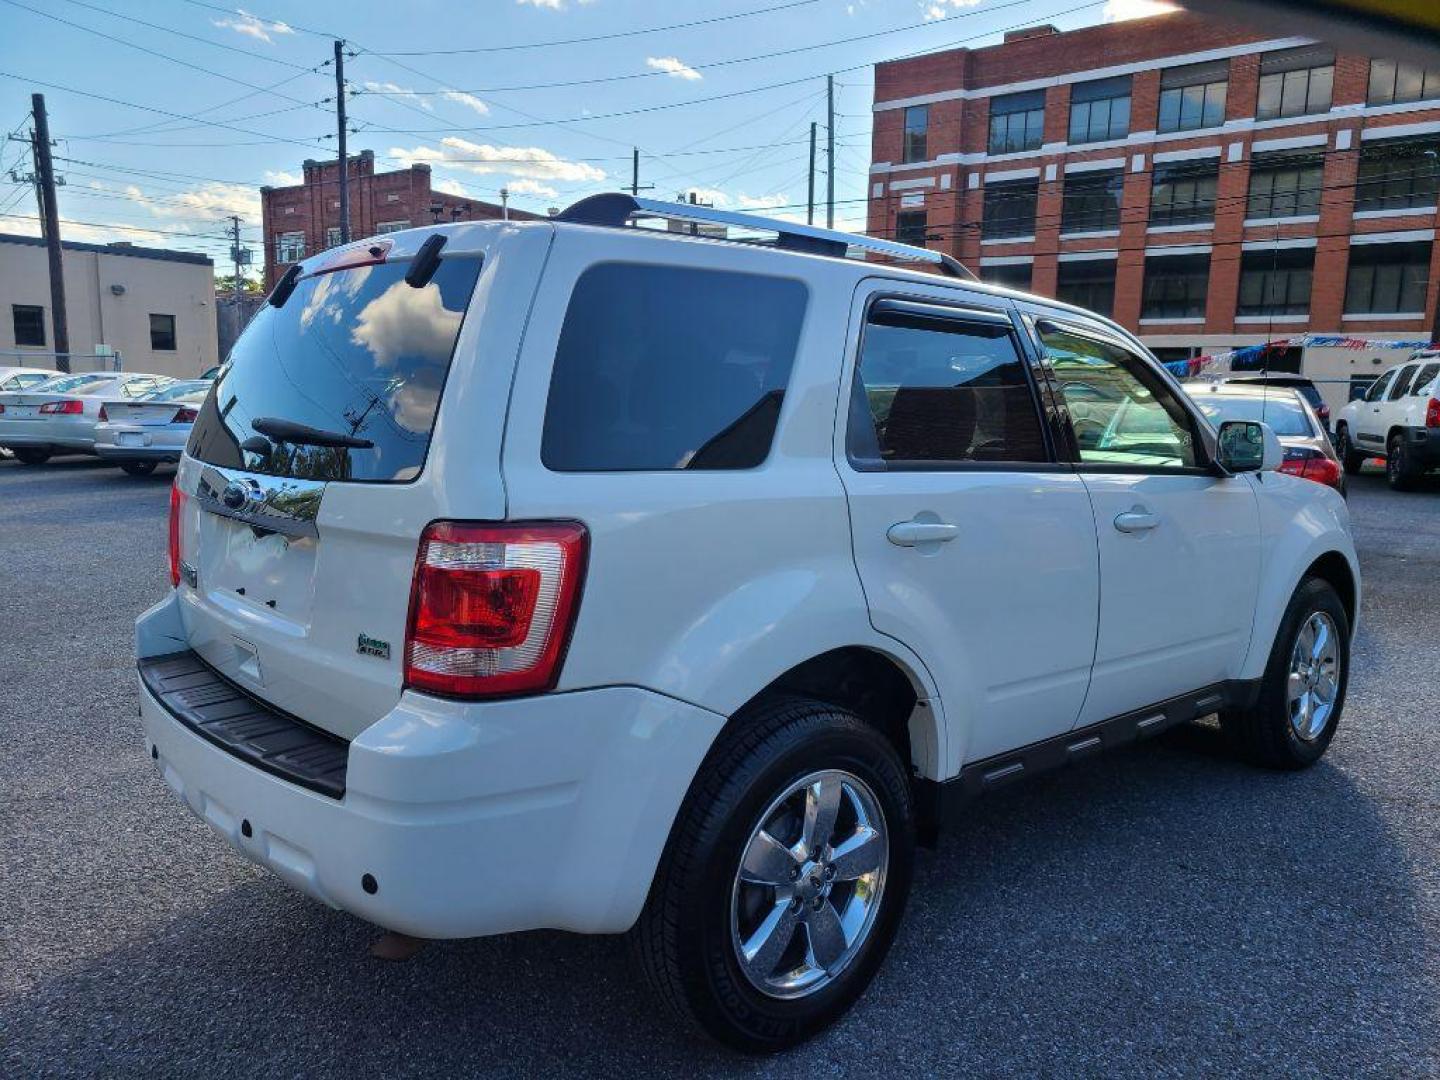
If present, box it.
[2,726,1432,1078]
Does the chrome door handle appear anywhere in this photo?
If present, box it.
[887,520,960,547]
[1113,508,1159,534]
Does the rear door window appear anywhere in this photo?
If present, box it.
[847,301,1048,467]
[188,255,481,482]
[1388,364,1417,400]
[541,263,807,471]
[1412,362,1439,395]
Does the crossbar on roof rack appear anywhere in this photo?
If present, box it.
[556,193,975,280]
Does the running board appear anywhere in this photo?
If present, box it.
[915,680,1258,830]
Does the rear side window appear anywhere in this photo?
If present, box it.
[1388,365,1417,400]
[541,263,807,471]
[848,304,1047,467]
[189,255,481,482]
[1412,362,1439,394]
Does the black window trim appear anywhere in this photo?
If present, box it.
[1028,314,1221,477]
[844,290,1065,474]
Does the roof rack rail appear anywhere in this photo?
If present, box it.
[556,193,976,281]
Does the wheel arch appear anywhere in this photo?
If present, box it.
[1304,549,1357,629]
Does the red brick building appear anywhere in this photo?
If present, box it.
[259,150,539,289]
[867,12,1440,412]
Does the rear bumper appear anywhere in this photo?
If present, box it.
[95,425,187,461]
[135,593,724,939]
[1401,425,1440,468]
[96,445,183,462]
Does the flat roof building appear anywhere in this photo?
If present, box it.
[0,233,218,379]
[867,12,1440,413]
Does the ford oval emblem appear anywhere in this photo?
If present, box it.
[221,482,247,510]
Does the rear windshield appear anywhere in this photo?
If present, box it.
[1196,394,1313,436]
[188,255,481,482]
[541,262,808,471]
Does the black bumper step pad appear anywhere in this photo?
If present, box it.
[139,650,349,799]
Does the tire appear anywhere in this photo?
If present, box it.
[1222,577,1349,770]
[1337,425,1366,475]
[1386,433,1421,491]
[12,447,50,466]
[631,697,915,1053]
[120,460,158,476]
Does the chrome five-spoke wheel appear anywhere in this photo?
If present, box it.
[730,769,888,1000]
[1288,610,1340,742]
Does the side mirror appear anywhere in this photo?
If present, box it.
[1216,419,1284,474]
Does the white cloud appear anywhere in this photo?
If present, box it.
[646,56,703,81]
[119,181,260,224]
[211,9,294,43]
[431,177,472,198]
[441,90,490,116]
[1103,0,1179,20]
[674,189,789,213]
[921,0,981,20]
[263,169,302,187]
[387,138,606,183]
[516,0,564,7]
[506,178,560,200]
[363,81,433,111]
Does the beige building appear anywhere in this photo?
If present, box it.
[0,234,218,379]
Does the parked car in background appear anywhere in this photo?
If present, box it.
[1335,351,1440,491]
[95,380,211,476]
[1205,373,1331,431]
[137,201,1359,1052]
[0,372,174,464]
[0,366,58,392]
[1190,382,1344,496]
[0,372,113,461]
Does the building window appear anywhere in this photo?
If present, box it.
[1344,241,1432,315]
[1257,46,1334,120]
[376,220,410,234]
[325,227,343,250]
[1355,136,1440,213]
[1149,160,1219,227]
[1246,149,1324,219]
[1158,60,1228,133]
[988,90,1045,155]
[982,263,1032,291]
[1367,59,1440,107]
[283,206,295,215]
[386,192,400,203]
[276,231,305,263]
[1142,253,1210,319]
[149,313,177,351]
[1237,248,1314,316]
[981,178,1038,239]
[1060,169,1123,233]
[1056,260,1116,317]
[895,210,928,246]
[1068,76,1131,144]
[902,105,929,164]
[12,304,44,347]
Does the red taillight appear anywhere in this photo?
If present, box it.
[39,399,83,414]
[98,404,108,421]
[173,406,198,424]
[1427,398,1440,428]
[168,483,184,587]
[0,403,6,414]
[1280,450,1343,489]
[404,520,587,699]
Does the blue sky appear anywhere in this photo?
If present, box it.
[0,0,1167,277]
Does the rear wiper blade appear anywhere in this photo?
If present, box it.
[251,416,374,449]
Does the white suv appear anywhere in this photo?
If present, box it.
[1336,351,1440,490]
[136,198,1359,1052]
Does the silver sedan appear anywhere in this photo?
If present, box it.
[93,380,211,476]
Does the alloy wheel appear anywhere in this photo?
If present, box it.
[1288,611,1340,742]
[729,769,888,1000]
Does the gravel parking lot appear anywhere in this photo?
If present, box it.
[3,457,1438,1078]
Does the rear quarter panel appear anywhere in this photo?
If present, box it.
[500,229,946,773]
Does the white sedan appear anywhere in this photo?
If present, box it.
[94,380,211,476]
[0,365,58,392]
[0,372,174,465]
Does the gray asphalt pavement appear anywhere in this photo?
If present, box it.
[2,457,1438,1078]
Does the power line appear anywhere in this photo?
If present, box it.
[0,208,256,244]
[54,0,316,70]
[171,0,337,40]
[355,0,1048,98]
[374,0,820,55]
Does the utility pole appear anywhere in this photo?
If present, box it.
[807,122,817,226]
[499,188,509,221]
[31,93,68,368]
[628,147,653,198]
[229,215,243,301]
[334,40,350,245]
[825,75,835,230]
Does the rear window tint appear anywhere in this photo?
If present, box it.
[188,255,480,482]
[541,263,807,471]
